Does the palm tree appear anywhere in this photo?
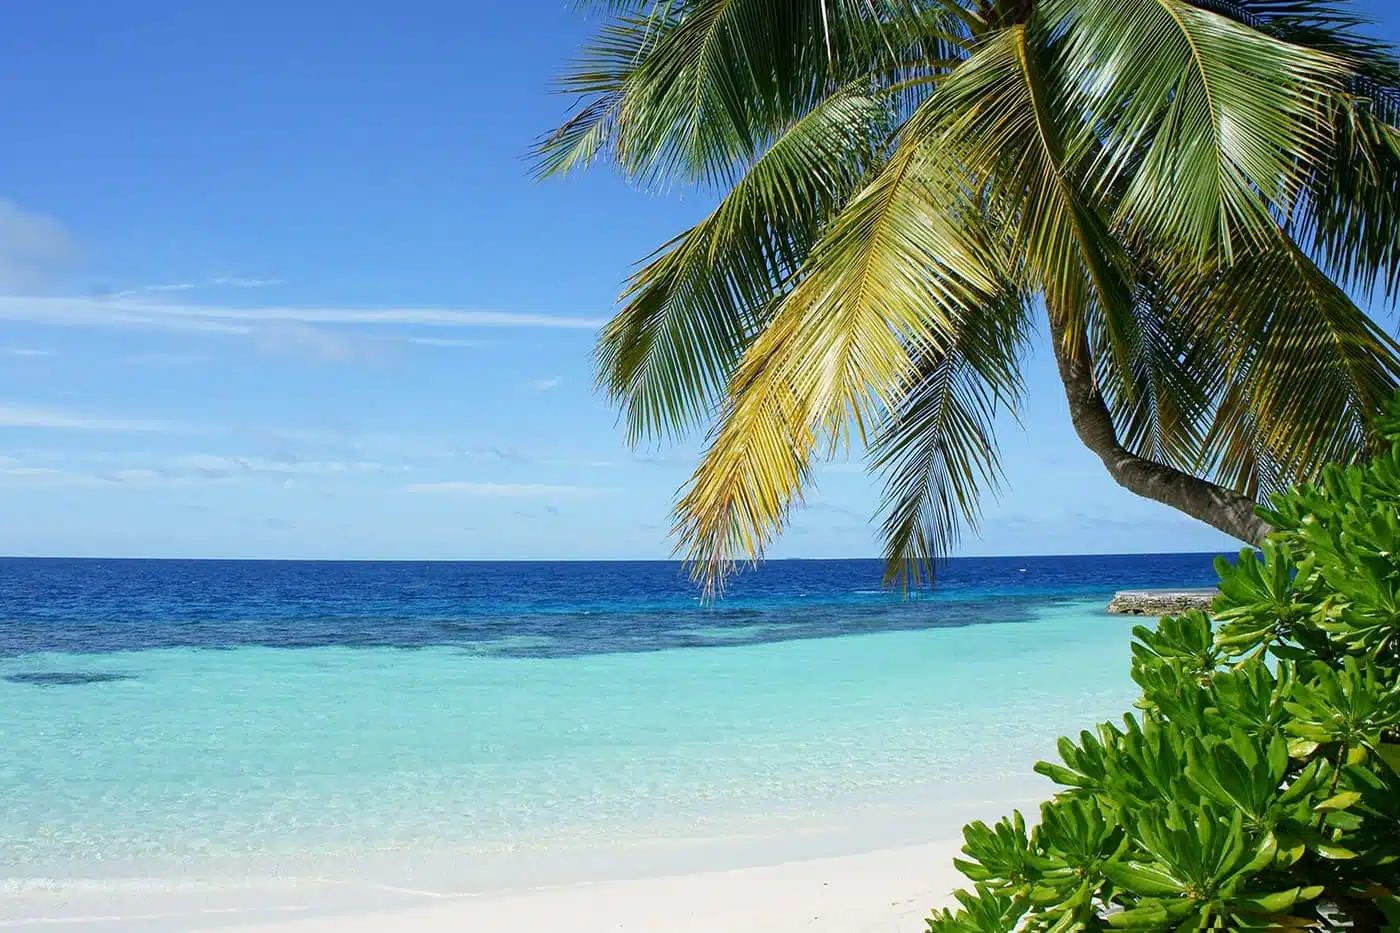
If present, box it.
[536,0,1400,592]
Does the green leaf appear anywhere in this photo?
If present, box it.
[1238,886,1306,913]
[1375,744,1400,777]
[1102,862,1184,897]
[1286,738,1320,759]
[1314,791,1362,811]
[1313,842,1359,860]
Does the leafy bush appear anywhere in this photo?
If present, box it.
[928,401,1400,931]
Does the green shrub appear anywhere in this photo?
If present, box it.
[929,400,1400,931]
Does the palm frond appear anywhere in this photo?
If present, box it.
[873,285,1030,590]
[1046,0,1348,264]
[927,24,1138,390]
[1106,259,1219,471]
[1196,231,1400,495]
[1298,92,1400,302]
[532,13,660,179]
[539,0,980,189]
[672,101,1006,592]
[596,82,892,445]
[1198,1,1400,302]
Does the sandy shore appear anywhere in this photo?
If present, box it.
[203,841,963,933]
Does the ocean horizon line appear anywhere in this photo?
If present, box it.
[0,549,1235,565]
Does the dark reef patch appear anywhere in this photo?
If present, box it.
[4,671,137,686]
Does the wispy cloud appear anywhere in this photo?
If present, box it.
[0,450,407,489]
[103,468,168,485]
[0,296,603,333]
[2,347,52,358]
[0,403,179,433]
[452,447,612,469]
[405,481,608,497]
[0,200,72,289]
[803,501,868,520]
[211,277,283,288]
[177,454,398,478]
[0,465,111,488]
[116,282,199,296]
[0,460,177,489]
[528,376,563,392]
[112,277,284,298]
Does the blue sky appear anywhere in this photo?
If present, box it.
[0,1,1393,561]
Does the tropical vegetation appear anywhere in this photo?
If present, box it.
[538,0,1400,591]
[927,395,1400,931]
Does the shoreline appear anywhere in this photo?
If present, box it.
[3,779,1045,932]
[8,840,971,933]
[228,840,970,933]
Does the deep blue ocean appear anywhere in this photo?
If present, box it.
[0,552,1225,660]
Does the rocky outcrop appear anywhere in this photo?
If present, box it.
[1107,589,1218,616]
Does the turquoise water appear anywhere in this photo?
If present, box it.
[0,557,1214,927]
[3,603,1136,894]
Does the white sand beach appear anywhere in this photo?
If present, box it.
[7,779,1045,933]
[189,841,965,933]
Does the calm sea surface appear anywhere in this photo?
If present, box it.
[0,554,1225,926]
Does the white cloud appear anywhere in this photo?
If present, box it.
[529,376,563,392]
[0,403,179,433]
[405,481,607,497]
[211,277,283,288]
[0,464,118,488]
[114,277,284,298]
[0,296,603,333]
[2,347,52,357]
[177,454,394,476]
[0,200,72,289]
[117,282,199,295]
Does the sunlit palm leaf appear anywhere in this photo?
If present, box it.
[603,0,968,188]
[1049,0,1348,263]
[1200,0,1400,299]
[673,105,1005,590]
[1302,95,1400,301]
[926,24,1138,391]
[546,0,1400,588]
[596,82,891,445]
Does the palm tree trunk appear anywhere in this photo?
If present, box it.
[1046,313,1271,547]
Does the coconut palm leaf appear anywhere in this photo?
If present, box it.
[1196,232,1400,495]
[1107,263,1220,473]
[1302,93,1400,301]
[532,13,659,179]
[873,285,1031,590]
[672,103,1005,590]
[1047,0,1348,263]
[924,23,1138,391]
[596,81,892,445]
[1197,0,1400,300]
